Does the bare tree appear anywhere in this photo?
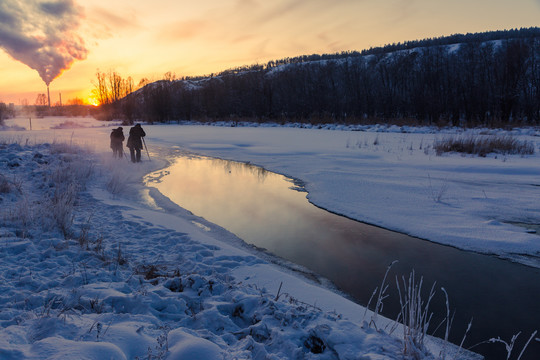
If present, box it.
[35,93,48,106]
[92,70,110,106]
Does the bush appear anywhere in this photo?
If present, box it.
[433,135,535,157]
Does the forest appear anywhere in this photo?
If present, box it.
[96,27,540,127]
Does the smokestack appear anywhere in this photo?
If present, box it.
[0,2,88,89]
[47,86,51,107]
[59,93,62,107]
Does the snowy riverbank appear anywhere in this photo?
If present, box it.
[2,116,540,358]
[1,124,484,359]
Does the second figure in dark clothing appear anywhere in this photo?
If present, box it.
[110,127,125,158]
[126,124,146,163]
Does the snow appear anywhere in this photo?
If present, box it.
[2,115,539,359]
[138,123,540,267]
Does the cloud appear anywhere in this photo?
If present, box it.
[40,0,75,16]
[248,0,307,26]
[87,6,141,40]
[159,19,209,41]
[0,0,88,85]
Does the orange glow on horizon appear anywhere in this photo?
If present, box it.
[87,97,99,106]
[0,0,538,105]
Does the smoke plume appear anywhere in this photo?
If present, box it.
[0,0,88,85]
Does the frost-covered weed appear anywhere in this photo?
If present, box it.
[89,296,104,314]
[363,260,396,330]
[438,288,473,360]
[463,330,539,360]
[488,331,540,360]
[7,196,33,238]
[50,138,80,155]
[135,329,169,360]
[106,173,125,195]
[0,141,95,238]
[0,136,25,145]
[50,158,94,187]
[364,265,481,360]
[40,151,94,236]
[428,174,450,203]
[47,182,78,236]
[77,214,93,249]
[396,270,436,357]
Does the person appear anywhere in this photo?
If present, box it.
[110,127,125,158]
[126,123,146,163]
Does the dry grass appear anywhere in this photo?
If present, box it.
[396,270,436,356]
[433,135,535,157]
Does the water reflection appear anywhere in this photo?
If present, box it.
[144,155,540,360]
[145,157,301,243]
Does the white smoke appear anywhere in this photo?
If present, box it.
[0,0,88,85]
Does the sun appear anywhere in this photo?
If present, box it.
[86,97,100,106]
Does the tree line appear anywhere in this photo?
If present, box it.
[98,28,540,127]
[0,102,15,125]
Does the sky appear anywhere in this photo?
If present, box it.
[0,0,539,106]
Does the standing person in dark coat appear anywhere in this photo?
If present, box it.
[110,127,125,158]
[126,124,146,163]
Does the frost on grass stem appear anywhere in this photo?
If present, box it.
[396,270,436,357]
[363,260,397,330]
[363,264,477,359]
[437,287,473,360]
[487,330,538,360]
[427,173,449,203]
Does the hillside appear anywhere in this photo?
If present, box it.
[100,28,540,127]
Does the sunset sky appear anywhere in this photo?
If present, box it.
[1,0,539,106]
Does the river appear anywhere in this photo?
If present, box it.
[144,154,540,360]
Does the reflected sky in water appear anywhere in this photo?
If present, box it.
[145,155,540,359]
[143,156,412,290]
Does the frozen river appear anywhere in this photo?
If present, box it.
[145,154,540,360]
[4,117,539,358]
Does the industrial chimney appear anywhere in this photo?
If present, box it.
[47,86,51,107]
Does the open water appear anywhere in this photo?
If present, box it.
[144,155,540,360]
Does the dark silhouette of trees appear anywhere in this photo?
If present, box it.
[0,102,15,124]
[117,27,540,127]
[92,70,137,121]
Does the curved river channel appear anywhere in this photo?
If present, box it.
[144,155,540,360]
